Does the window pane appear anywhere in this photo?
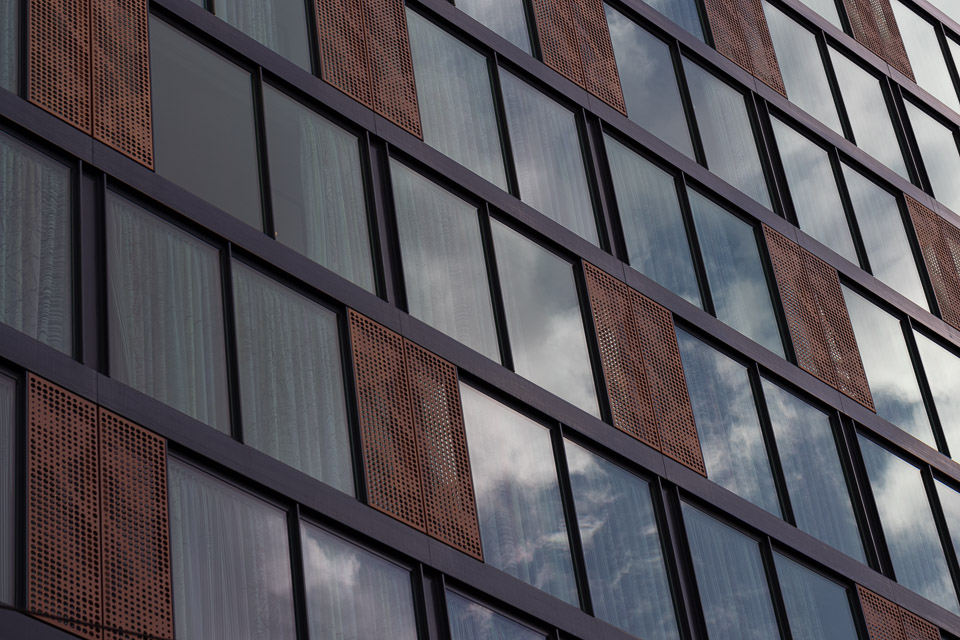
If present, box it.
[151,17,262,229]
[858,436,959,614]
[455,0,531,54]
[762,379,864,562]
[460,383,579,606]
[0,0,16,92]
[914,331,960,455]
[566,441,680,640]
[682,503,780,640]
[262,85,375,292]
[447,591,545,640]
[605,135,700,306]
[936,481,960,577]
[391,160,500,362]
[641,0,704,40]
[688,189,784,356]
[0,132,72,353]
[168,459,296,640]
[500,69,598,245]
[892,1,960,112]
[796,0,842,29]
[605,6,694,158]
[677,329,781,516]
[774,554,859,640]
[905,101,960,214]
[213,0,310,70]
[0,375,13,604]
[301,522,418,640]
[106,193,230,433]
[491,219,599,416]
[232,262,353,494]
[926,0,960,25]
[682,58,771,208]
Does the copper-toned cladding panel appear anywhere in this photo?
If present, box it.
[28,0,93,133]
[532,0,586,87]
[570,0,626,113]
[349,310,427,531]
[91,0,154,169]
[907,196,960,331]
[858,585,908,640]
[98,409,173,640]
[404,341,483,561]
[841,0,915,81]
[27,374,103,640]
[900,609,940,640]
[363,0,423,138]
[316,0,372,107]
[703,0,787,96]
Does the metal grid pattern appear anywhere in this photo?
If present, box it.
[316,0,372,107]
[703,0,787,96]
[842,0,915,81]
[571,0,626,113]
[908,196,960,331]
[362,0,422,138]
[858,585,908,640]
[900,609,940,640]
[532,0,585,86]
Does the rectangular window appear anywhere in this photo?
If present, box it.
[0,374,13,604]
[446,591,545,639]
[892,1,960,112]
[914,331,960,455]
[211,0,311,71]
[774,553,859,640]
[796,0,842,29]
[640,0,704,41]
[0,0,16,92]
[936,480,960,580]
[904,100,960,215]
[454,0,532,54]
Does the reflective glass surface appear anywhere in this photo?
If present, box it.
[905,100,960,214]
[446,591,545,640]
[892,0,960,112]
[797,0,842,29]
[641,0,704,40]
[914,331,960,455]
[455,0,532,53]
[0,0,16,92]
[774,554,859,640]
[0,374,13,604]
[213,0,310,70]
[936,481,960,575]
[926,0,960,24]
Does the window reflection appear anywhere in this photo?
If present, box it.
[212,0,311,71]
[446,591,545,640]
[454,0,532,54]
[914,331,960,455]
[891,0,960,112]
[774,554,859,640]
[0,0,16,92]
[796,0,842,29]
[935,480,960,577]
[640,0,704,40]
[905,101,960,214]
[0,374,13,604]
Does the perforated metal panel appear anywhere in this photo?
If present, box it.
[858,586,908,640]
[842,0,914,80]
[900,609,940,640]
[571,0,626,113]
[908,196,960,331]
[703,0,787,96]
[532,0,585,86]
[363,0,422,137]
[317,0,372,107]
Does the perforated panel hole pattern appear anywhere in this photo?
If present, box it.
[900,609,941,640]
[532,0,586,87]
[907,196,960,331]
[316,0,372,107]
[858,585,909,640]
[841,0,914,80]
[362,0,422,137]
[703,0,787,95]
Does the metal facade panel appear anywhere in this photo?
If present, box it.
[571,0,626,113]
[316,0,372,107]
[532,0,586,87]
[362,0,423,137]
[858,585,909,640]
[703,0,787,96]
[908,196,960,331]
[842,0,915,80]
[900,609,941,640]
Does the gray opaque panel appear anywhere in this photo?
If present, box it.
[262,85,375,293]
[604,134,701,307]
[936,481,960,578]
[231,262,354,495]
[499,69,599,245]
[168,459,297,640]
[455,0,532,54]
[0,0,16,92]
[491,219,600,417]
[858,437,960,614]
[774,553,860,640]
[762,379,864,562]
[0,375,13,605]
[892,0,960,113]
[150,17,263,230]
[905,100,960,214]
[106,193,231,434]
[682,58,772,209]
[842,286,934,445]
[677,329,781,516]
[460,383,580,606]
[213,0,311,71]
[914,331,960,455]
[641,0,704,40]
[301,522,418,640]
[682,503,781,640]
[446,591,545,640]
[0,132,72,354]
[407,10,508,190]
[566,441,680,640]
[687,189,785,357]
[796,0,842,29]
[605,6,695,159]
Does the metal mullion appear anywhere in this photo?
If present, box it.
[650,477,696,640]
[935,21,960,115]
[887,82,927,190]
[671,40,708,168]
[479,202,515,371]
[677,173,717,318]
[818,30,857,144]
[572,260,613,428]
[77,164,102,371]
[365,133,398,304]
[846,427,896,578]
[376,143,410,314]
[286,504,310,640]
[660,483,709,640]
[301,0,320,77]
[830,411,878,571]
[220,244,245,444]
[592,122,630,264]
[15,372,27,611]
[337,299,368,505]
[581,111,618,256]
[923,465,960,614]
[749,364,796,527]
[903,316,950,457]
[489,52,522,199]
[899,196,943,318]
[830,147,872,273]
[750,96,787,218]
[763,109,801,228]
[418,565,443,640]
[551,422,594,616]
[252,67,276,242]
[759,536,794,640]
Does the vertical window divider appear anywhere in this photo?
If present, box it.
[902,316,950,457]
[750,96,786,216]
[672,42,708,167]
[417,565,443,640]
[366,135,398,304]
[478,204,514,371]
[846,427,896,577]
[829,410,877,570]
[820,33,857,143]
[887,82,927,189]
[571,258,612,425]
[763,112,801,229]
[78,164,102,371]
[591,124,629,263]
[650,476,696,640]
[436,573,454,640]
[302,0,321,77]
[378,149,410,314]
[220,243,245,444]
[830,149,871,272]
[14,372,26,611]
[488,52,521,198]
[677,174,716,317]
[900,197,942,316]
[579,112,615,254]
[252,67,276,241]
[286,504,310,640]
[935,21,960,113]
[748,364,796,526]
[521,0,542,61]
[338,308,368,504]
[96,174,112,376]
[753,215,795,361]
[921,464,960,611]
[661,484,709,640]
[759,536,794,640]
[16,0,26,96]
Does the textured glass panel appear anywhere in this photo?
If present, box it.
[0,375,13,604]
[762,379,864,562]
[605,135,700,306]
[214,0,310,70]
[688,189,784,356]
[606,6,694,158]
[859,437,959,614]
[842,286,934,445]
[682,503,780,640]
[774,554,859,640]
[500,69,598,244]
[455,0,531,54]
[905,101,960,214]
[446,591,545,640]
[936,481,960,577]
[301,522,417,640]
[641,0,704,40]
[168,459,296,640]
[106,193,230,433]
[796,0,842,29]
[461,383,579,605]
[682,58,771,208]
[0,132,72,353]
[151,17,262,229]
[491,219,599,416]
[566,441,680,640]
[927,0,960,25]
[892,1,960,112]
[0,0,16,92]
[914,331,960,455]
[232,262,353,494]
[263,85,375,292]
[391,161,499,362]
[677,329,780,516]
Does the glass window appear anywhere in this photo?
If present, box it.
[0,132,72,354]
[106,193,231,433]
[774,554,859,640]
[231,262,353,494]
[677,329,781,516]
[566,441,680,640]
[762,379,864,562]
[150,17,262,229]
[688,189,784,356]
[0,0,16,92]
[640,0,704,40]
[499,69,598,244]
[168,459,296,640]
[858,436,959,614]
[262,85,375,292]
[391,160,500,362]
[682,503,781,640]
[0,374,13,604]
[301,522,418,640]
[904,101,960,214]
[891,1,960,112]
[605,6,694,158]
[460,383,579,606]
[796,0,842,29]
[454,0,532,54]
[926,0,960,25]
[212,0,310,71]
[682,58,771,208]
[914,331,960,455]
[604,135,700,306]
[446,591,545,640]
[936,480,960,575]
[491,219,599,416]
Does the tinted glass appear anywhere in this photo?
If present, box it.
[0,0,16,92]
[263,85,375,292]
[391,160,499,362]
[774,554,859,640]
[491,219,599,416]
[460,383,579,605]
[455,0,531,53]
[151,17,262,229]
[0,375,13,604]
[892,1,960,112]
[914,331,960,455]
[936,481,960,574]
[447,591,545,640]
[926,0,960,24]
[905,101,960,214]
[641,0,704,40]
[796,0,842,29]
[677,329,781,516]
[213,0,310,70]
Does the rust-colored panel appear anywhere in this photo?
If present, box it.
[570,0,626,113]
[900,609,940,640]
[907,196,960,331]
[532,0,586,87]
[404,341,483,561]
[98,409,173,640]
[316,0,372,107]
[27,374,102,640]
[858,585,908,640]
[349,310,426,531]
[703,0,787,96]
[363,0,422,137]
[842,0,914,81]
[91,0,154,169]
[28,0,93,133]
